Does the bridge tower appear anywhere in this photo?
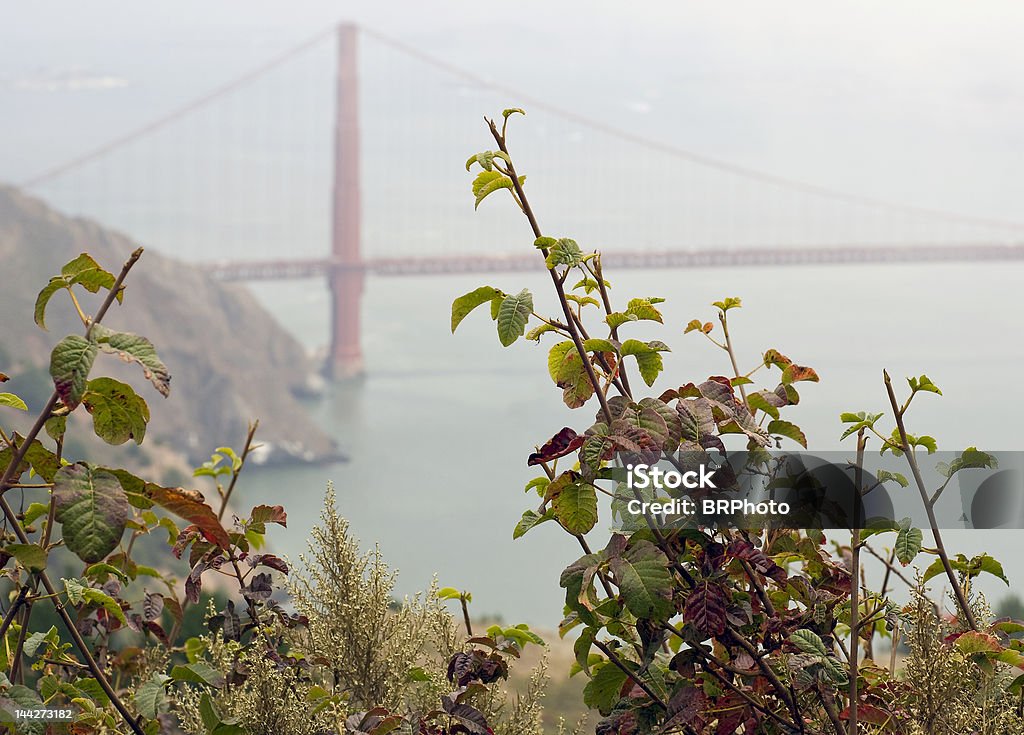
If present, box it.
[328,22,363,378]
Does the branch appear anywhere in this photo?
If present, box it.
[719,311,747,404]
[882,369,977,630]
[486,119,614,425]
[848,429,866,735]
[217,420,260,521]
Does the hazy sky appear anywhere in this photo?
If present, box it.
[4,1,1024,222]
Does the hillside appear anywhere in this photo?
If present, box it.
[0,185,340,471]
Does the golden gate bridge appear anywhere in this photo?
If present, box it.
[18,23,1024,377]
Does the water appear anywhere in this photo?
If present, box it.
[239,263,1024,625]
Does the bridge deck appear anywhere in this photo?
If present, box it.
[204,242,1024,281]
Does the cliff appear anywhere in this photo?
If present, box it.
[0,185,340,469]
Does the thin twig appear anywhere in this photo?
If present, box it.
[848,429,866,735]
[883,369,977,630]
[719,311,748,404]
[218,420,260,521]
[0,586,30,641]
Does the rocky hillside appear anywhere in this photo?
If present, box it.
[0,185,340,469]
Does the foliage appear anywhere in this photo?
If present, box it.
[0,252,545,735]
[453,110,1024,734]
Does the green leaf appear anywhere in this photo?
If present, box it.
[545,238,583,269]
[170,661,225,687]
[71,678,111,707]
[607,540,673,620]
[524,476,550,496]
[451,286,504,333]
[620,340,669,387]
[61,253,115,289]
[566,294,600,309]
[34,278,67,330]
[534,236,557,249]
[63,578,127,625]
[895,525,923,566]
[921,557,946,583]
[548,342,576,382]
[134,674,170,720]
[766,419,807,448]
[34,255,120,331]
[746,393,780,420]
[0,393,27,411]
[49,335,98,410]
[525,324,557,342]
[572,276,608,294]
[4,543,48,572]
[513,508,555,539]
[472,170,513,209]
[503,107,525,119]
[53,463,129,563]
[839,411,885,440]
[547,341,594,408]
[82,377,150,446]
[712,296,742,311]
[908,374,942,396]
[790,629,829,658]
[553,482,598,535]
[583,662,629,715]
[22,627,59,658]
[22,502,50,527]
[582,338,618,354]
[44,415,66,442]
[496,289,533,347]
[625,298,663,324]
[966,553,1009,585]
[89,326,171,397]
[605,311,639,329]
[937,447,997,478]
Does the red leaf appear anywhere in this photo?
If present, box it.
[147,484,230,549]
[528,428,585,466]
[684,581,728,638]
[251,504,288,527]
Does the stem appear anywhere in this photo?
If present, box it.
[848,429,866,735]
[9,599,33,683]
[719,312,747,404]
[460,595,473,637]
[882,370,977,630]
[66,289,90,327]
[486,119,613,424]
[0,586,30,642]
[738,557,775,618]
[863,543,915,591]
[217,420,260,521]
